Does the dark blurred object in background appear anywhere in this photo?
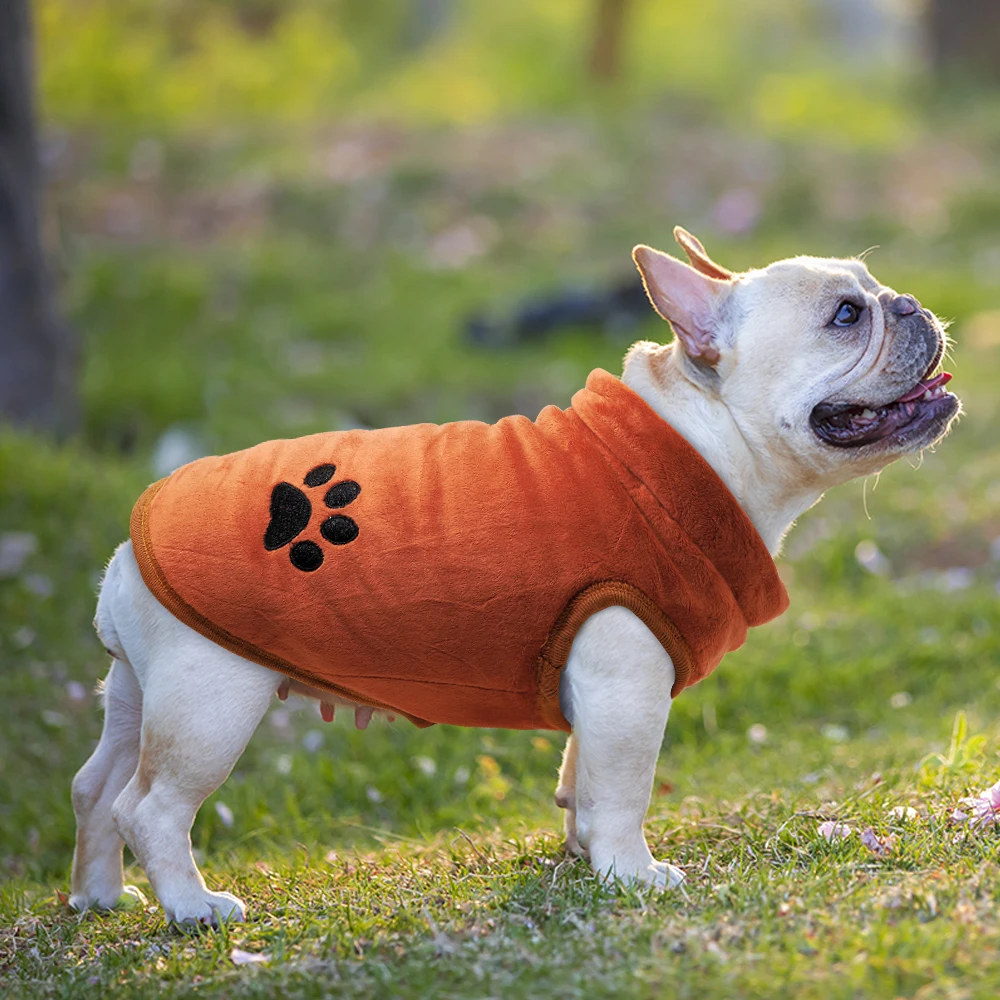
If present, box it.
[589,0,631,81]
[466,278,648,349]
[0,0,76,434]
[927,0,1000,82]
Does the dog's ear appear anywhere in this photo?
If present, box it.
[672,226,733,280]
[632,244,732,365]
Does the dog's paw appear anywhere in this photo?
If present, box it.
[68,883,148,913]
[555,790,585,857]
[165,889,246,928]
[644,860,685,889]
[590,841,685,891]
[263,463,361,572]
[599,859,685,890]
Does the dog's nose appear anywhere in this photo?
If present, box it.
[891,294,919,317]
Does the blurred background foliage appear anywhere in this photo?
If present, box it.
[37,0,917,135]
[27,0,1000,457]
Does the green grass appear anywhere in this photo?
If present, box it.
[6,94,1000,996]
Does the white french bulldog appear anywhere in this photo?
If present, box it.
[69,229,959,925]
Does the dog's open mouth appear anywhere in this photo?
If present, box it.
[810,362,956,449]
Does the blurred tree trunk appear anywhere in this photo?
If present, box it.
[589,0,630,82]
[926,0,1000,81]
[0,0,76,433]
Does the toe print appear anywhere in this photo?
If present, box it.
[321,515,359,545]
[290,540,324,571]
[264,483,312,550]
[304,464,337,487]
[264,462,361,571]
[324,480,360,508]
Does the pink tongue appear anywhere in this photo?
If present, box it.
[896,371,952,403]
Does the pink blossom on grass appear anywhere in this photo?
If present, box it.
[860,827,894,855]
[817,820,853,841]
[953,779,1000,830]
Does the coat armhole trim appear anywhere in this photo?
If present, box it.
[128,478,434,728]
[535,580,695,732]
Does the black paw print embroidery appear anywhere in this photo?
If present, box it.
[263,464,360,572]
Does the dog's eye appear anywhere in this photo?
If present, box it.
[833,302,862,326]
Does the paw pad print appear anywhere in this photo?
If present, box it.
[263,464,360,572]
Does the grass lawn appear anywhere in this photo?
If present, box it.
[4,107,1000,996]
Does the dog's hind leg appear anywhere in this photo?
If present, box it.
[559,606,683,889]
[69,657,145,911]
[85,541,281,925]
[109,634,276,926]
[555,734,582,856]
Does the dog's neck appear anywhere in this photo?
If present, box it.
[621,343,823,555]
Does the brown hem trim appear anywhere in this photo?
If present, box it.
[535,580,695,732]
[129,478,434,729]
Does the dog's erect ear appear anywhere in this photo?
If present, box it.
[632,244,732,365]
[672,226,733,280]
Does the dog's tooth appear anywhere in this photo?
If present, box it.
[860,409,876,420]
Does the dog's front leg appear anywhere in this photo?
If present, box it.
[557,606,682,888]
[555,734,581,855]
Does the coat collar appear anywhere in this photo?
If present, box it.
[572,369,789,628]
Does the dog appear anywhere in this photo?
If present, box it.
[69,228,960,925]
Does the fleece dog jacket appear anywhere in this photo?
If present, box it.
[131,369,788,731]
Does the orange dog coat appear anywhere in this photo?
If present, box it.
[131,369,788,731]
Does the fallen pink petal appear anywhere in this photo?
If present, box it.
[860,827,894,855]
[983,779,1000,809]
[817,820,853,841]
[954,778,1000,830]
